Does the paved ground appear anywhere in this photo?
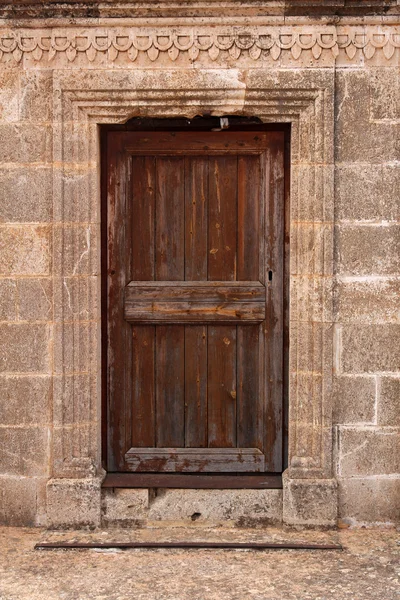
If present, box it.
[0,526,399,599]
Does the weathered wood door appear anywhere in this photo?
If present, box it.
[105,130,285,474]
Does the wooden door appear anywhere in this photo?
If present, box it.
[105,130,285,474]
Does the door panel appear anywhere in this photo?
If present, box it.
[106,130,285,473]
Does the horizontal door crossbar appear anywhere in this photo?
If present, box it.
[124,447,265,472]
[124,281,265,324]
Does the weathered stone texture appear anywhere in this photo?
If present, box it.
[339,477,400,525]
[46,477,103,529]
[341,325,400,374]
[0,124,52,163]
[378,377,400,427]
[338,428,400,477]
[336,225,400,277]
[333,375,376,424]
[0,376,51,425]
[0,476,47,526]
[335,279,400,324]
[0,426,50,476]
[0,225,51,276]
[0,279,16,320]
[0,324,51,373]
[0,166,53,223]
[17,278,53,321]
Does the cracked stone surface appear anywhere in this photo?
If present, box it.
[0,526,399,599]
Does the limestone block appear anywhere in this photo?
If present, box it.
[333,375,376,424]
[0,124,52,164]
[0,70,19,122]
[335,70,398,164]
[369,68,399,121]
[336,164,399,222]
[335,279,400,324]
[336,225,400,276]
[378,377,400,427]
[0,166,52,223]
[0,426,50,476]
[53,225,98,277]
[19,70,53,122]
[341,324,400,373]
[54,276,98,322]
[0,375,52,425]
[282,475,337,527]
[339,427,400,477]
[46,477,103,529]
[53,167,98,223]
[0,279,17,320]
[53,373,96,426]
[102,489,149,527]
[53,322,98,375]
[146,489,283,526]
[0,225,51,276]
[18,278,52,321]
[339,477,400,525]
[0,324,51,373]
[0,475,47,526]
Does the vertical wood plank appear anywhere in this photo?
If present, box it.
[184,157,208,448]
[208,326,237,448]
[237,155,260,282]
[107,135,132,470]
[237,155,264,451]
[208,156,237,281]
[131,156,156,447]
[155,156,185,447]
[185,156,208,280]
[185,326,208,447]
[131,326,155,446]
[156,325,185,447]
[265,135,285,471]
[156,156,185,281]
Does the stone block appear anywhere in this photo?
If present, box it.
[339,477,400,525]
[0,323,51,373]
[102,489,149,527]
[0,426,50,476]
[18,278,53,321]
[0,225,51,276]
[19,70,53,122]
[0,279,17,320]
[341,325,400,373]
[46,477,103,529]
[53,322,98,375]
[0,475,47,526]
[378,377,400,427]
[0,124,52,163]
[339,427,400,477]
[369,67,399,121]
[53,225,98,277]
[0,166,52,222]
[53,374,96,426]
[0,71,19,122]
[283,475,337,527]
[382,165,400,222]
[54,276,98,322]
[336,225,400,276]
[333,375,376,424]
[146,489,283,526]
[0,375,52,425]
[53,166,98,223]
[335,279,400,323]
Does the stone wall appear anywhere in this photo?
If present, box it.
[0,4,399,527]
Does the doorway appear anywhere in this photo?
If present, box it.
[102,117,288,484]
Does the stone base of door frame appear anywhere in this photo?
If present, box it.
[45,471,337,529]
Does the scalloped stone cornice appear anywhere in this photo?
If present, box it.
[0,25,399,64]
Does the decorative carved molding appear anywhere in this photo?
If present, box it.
[0,26,399,64]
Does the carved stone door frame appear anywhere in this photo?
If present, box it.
[46,68,337,528]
